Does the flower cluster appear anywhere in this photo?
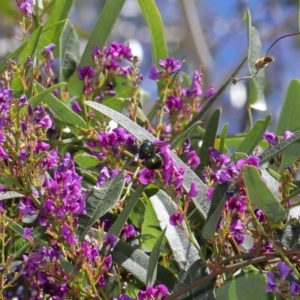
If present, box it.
[267,262,300,297]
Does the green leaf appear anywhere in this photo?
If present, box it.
[18,26,43,66]
[68,0,126,96]
[78,172,125,240]
[33,81,86,129]
[0,175,23,189]
[44,0,73,28]
[202,183,229,240]
[28,82,67,106]
[8,227,47,258]
[198,109,221,172]
[109,185,145,237]
[219,123,228,153]
[276,79,300,169]
[60,21,80,81]
[74,154,100,168]
[174,261,215,300]
[12,26,43,96]
[171,56,247,149]
[258,130,300,165]
[36,20,67,58]
[146,227,167,286]
[232,115,271,161]
[141,196,169,253]
[215,270,268,300]
[137,0,168,63]
[0,191,24,200]
[244,9,267,111]
[109,234,177,289]
[85,101,210,219]
[150,190,200,270]
[243,165,286,223]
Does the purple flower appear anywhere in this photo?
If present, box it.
[138,284,168,300]
[72,101,82,113]
[61,223,77,245]
[159,57,181,73]
[18,95,28,107]
[139,168,156,184]
[102,254,112,270]
[77,66,95,80]
[266,272,278,292]
[261,241,274,253]
[187,182,199,198]
[230,218,244,244]
[121,224,136,240]
[166,95,183,110]
[204,85,216,99]
[41,43,56,57]
[290,281,300,296]
[284,130,294,140]
[245,155,260,167]
[187,70,202,97]
[277,262,291,280]
[186,150,200,168]
[263,131,278,146]
[104,233,117,252]
[255,209,267,223]
[23,227,34,240]
[16,0,34,18]
[227,196,246,214]
[206,187,214,200]
[183,139,191,153]
[169,212,184,226]
[149,65,160,80]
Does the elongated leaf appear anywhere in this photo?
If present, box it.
[146,227,167,286]
[243,165,286,223]
[202,183,229,240]
[198,109,221,172]
[141,196,170,253]
[0,175,23,189]
[36,20,67,57]
[219,123,228,153]
[109,185,145,237]
[215,270,268,300]
[174,261,214,300]
[12,26,43,96]
[171,57,247,149]
[44,0,73,28]
[150,190,200,271]
[276,79,300,169]
[28,82,67,106]
[60,21,80,81]
[18,26,43,65]
[0,191,24,200]
[68,0,126,96]
[85,101,210,218]
[74,154,100,169]
[33,81,86,129]
[232,115,271,161]
[244,9,267,111]
[258,130,300,165]
[112,237,176,289]
[78,172,125,240]
[137,0,168,63]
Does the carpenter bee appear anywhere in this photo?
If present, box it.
[138,140,164,170]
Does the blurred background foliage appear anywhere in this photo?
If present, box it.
[0,0,299,134]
